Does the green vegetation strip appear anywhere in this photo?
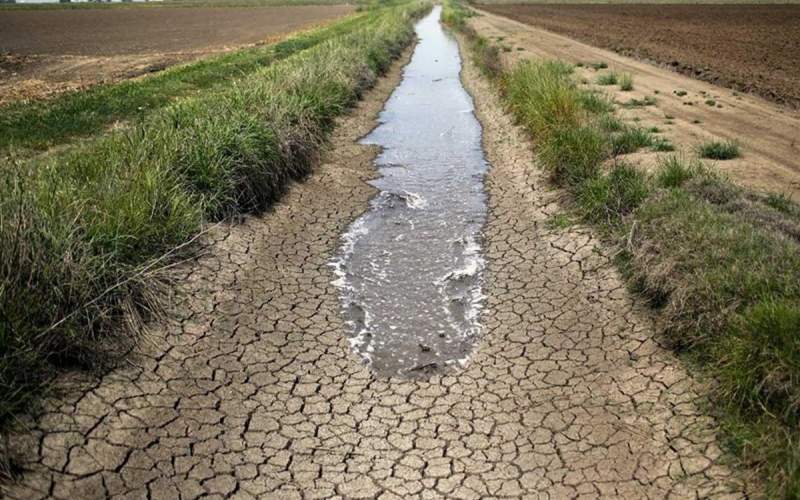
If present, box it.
[0,12,371,156]
[444,0,800,495]
[0,1,430,429]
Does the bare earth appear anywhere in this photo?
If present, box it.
[2,38,753,498]
[0,5,353,104]
[472,7,800,200]
[479,4,800,109]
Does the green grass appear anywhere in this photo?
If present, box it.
[651,136,675,152]
[578,91,614,114]
[596,71,618,85]
[445,2,800,492]
[0,0,429,433]
[577,161,650,228]
[0,11,374,157]
[622,95,656,108]
[618,72,634,91]
[610,126,654,155]
[697,139,741,160]
[654,155,702,188]
[597,113,624,133]
[545,212,577,229]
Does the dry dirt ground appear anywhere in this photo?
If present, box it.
[0,5,353,104]
[2,36,754,499]
[478,4,800,109]
[471,7,800,200]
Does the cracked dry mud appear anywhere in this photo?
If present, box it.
[3,30,753,499]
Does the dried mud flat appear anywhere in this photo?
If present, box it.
[0,5,353,104]
[479,4,800,109]
[2,32,753,498]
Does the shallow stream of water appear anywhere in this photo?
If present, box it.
[331,6,489,377]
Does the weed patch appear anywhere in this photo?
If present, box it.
[698,139,741,160]
[610,126,654,155]
[596,72,618,86]
[622,96,657,108]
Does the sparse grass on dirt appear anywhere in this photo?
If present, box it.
[0,11,373,157]
[697,139,741,160]
[445,0,800,494]
[0,0,429,436]
[618,72,633,91]
[622,95,657,108]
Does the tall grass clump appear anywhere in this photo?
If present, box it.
[610,126,654,155]
[697,139,741,160]
[446,0,800,491]
[654,155,701,188]
[596,71,618,86]
[505,60,609,185]
[618,73,634,91]
[578,162,650,228]
[0,1,430,429]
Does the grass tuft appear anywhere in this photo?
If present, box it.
[618,73,634,91]
[654,155,701,188]
[610,126,654,155]
[596,71,618,86]
[697,139,741,160]
[578,91,614,114]
[577,162,650,228]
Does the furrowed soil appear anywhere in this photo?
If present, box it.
[0,5,353,104]
[2,18,754,497]
[470,7,800,199]
[479,4,800,109]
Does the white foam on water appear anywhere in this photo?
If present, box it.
[402,190,428,209]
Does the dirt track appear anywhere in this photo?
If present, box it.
[3,29,753,498]
[479,4,800,109]
[0,5,352,104]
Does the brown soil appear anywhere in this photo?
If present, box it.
[470,8,800,200]
[479,4,800,109]
[0,5,352,104]
[2,34,753,499]
[0,5,353,55]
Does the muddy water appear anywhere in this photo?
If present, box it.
[332,6,489,377]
